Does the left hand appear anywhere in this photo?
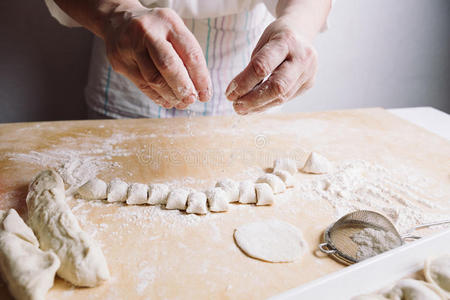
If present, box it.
[225,16,318,115]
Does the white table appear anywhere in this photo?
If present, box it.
[388,107,450,140]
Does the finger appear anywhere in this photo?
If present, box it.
[226,38,289,101]
[146,39,198,105]
[233,59,303,114]
[286,57,317,100]
[134,50,180,107]
[168,25,212,102]
[235,98,283,115]
[112,58,172,108]
[294,77,316,98]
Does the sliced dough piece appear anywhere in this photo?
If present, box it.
[273,170,296,188]
[126,183,149,205]
[26,170,110,287]
[186,191,208,215]
[234,219,307,262]
[424,254,450,297]
[166,188,190,210]
[77,178,107,200]
[0,209,60,300]
[205,187,229,212]
[385,278,443,300]
[302,152,331,174]
[215,179,239,202]
[106,178,128,203]
[256,174,286,194]
[255,183,274,206]
[273,158,298,175]
[148,183,170,205]
[238,180,257,204]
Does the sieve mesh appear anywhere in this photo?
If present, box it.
[322,210,403,264]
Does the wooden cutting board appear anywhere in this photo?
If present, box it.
[0,108,449,299]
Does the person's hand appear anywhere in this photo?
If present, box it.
[225,16,318,114]
[104,6,212,109]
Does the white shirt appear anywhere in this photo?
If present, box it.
[45,0,330,118]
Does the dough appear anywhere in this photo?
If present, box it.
[256,174,286,194]
[26,170,110,287]
[215,179,239,202]
[126,183,149,205]
[77,178,107,200]
[386,278,443,300]
[255,183,274,206]
[2,208,39,246]
[238,180,256,204]
[273,170,296,188]
[166,188,190,210]
[234,220,307,262]
[424,254,450,297]
[186,191,208,215]
[205,187,229,212]
[106,178,128,203]
[302,152,331,174]
[0,209,60,300]
[148,183,170,205]
[273,158,298,175]
[352,295,389,300]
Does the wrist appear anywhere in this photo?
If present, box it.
[276,15,316,42]
[97,0,146,38]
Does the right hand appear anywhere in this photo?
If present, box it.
[104,6,212,109]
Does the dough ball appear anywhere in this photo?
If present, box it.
[255,183,274,206]
[148,183,170,205]
[385,278,443,300]
[273,158,298,175]
[238,180,256,204]
[302,152,331,174]
[126,183,149,205]
[273,170,296,188]
[186,191,208,215]
[425,254,450,297]
[256,173,285,194]
[205,187,229,212]
[215,179,239,202]
[166,188,190,210]
[234,219,307,262]
[106,178,128,203]
[77,178,107,200]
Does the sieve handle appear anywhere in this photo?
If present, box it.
[403,219,450,236]
[318,243,337,254]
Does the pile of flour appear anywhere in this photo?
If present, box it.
[295,160,447,233]
[351,228,401,260]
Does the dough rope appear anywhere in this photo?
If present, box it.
[27,170,110,287]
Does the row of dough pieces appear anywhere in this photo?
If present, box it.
[76,152,331,215]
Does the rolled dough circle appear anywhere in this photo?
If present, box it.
[234,220,307,263]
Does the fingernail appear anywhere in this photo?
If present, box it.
[225,81,237,99]
[183,94,196,104]
[199,89,212,102]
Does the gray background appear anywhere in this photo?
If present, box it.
[0,0,448,123]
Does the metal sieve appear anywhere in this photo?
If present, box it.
[318,210,450,265]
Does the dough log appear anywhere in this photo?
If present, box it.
[26,170,110,287]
